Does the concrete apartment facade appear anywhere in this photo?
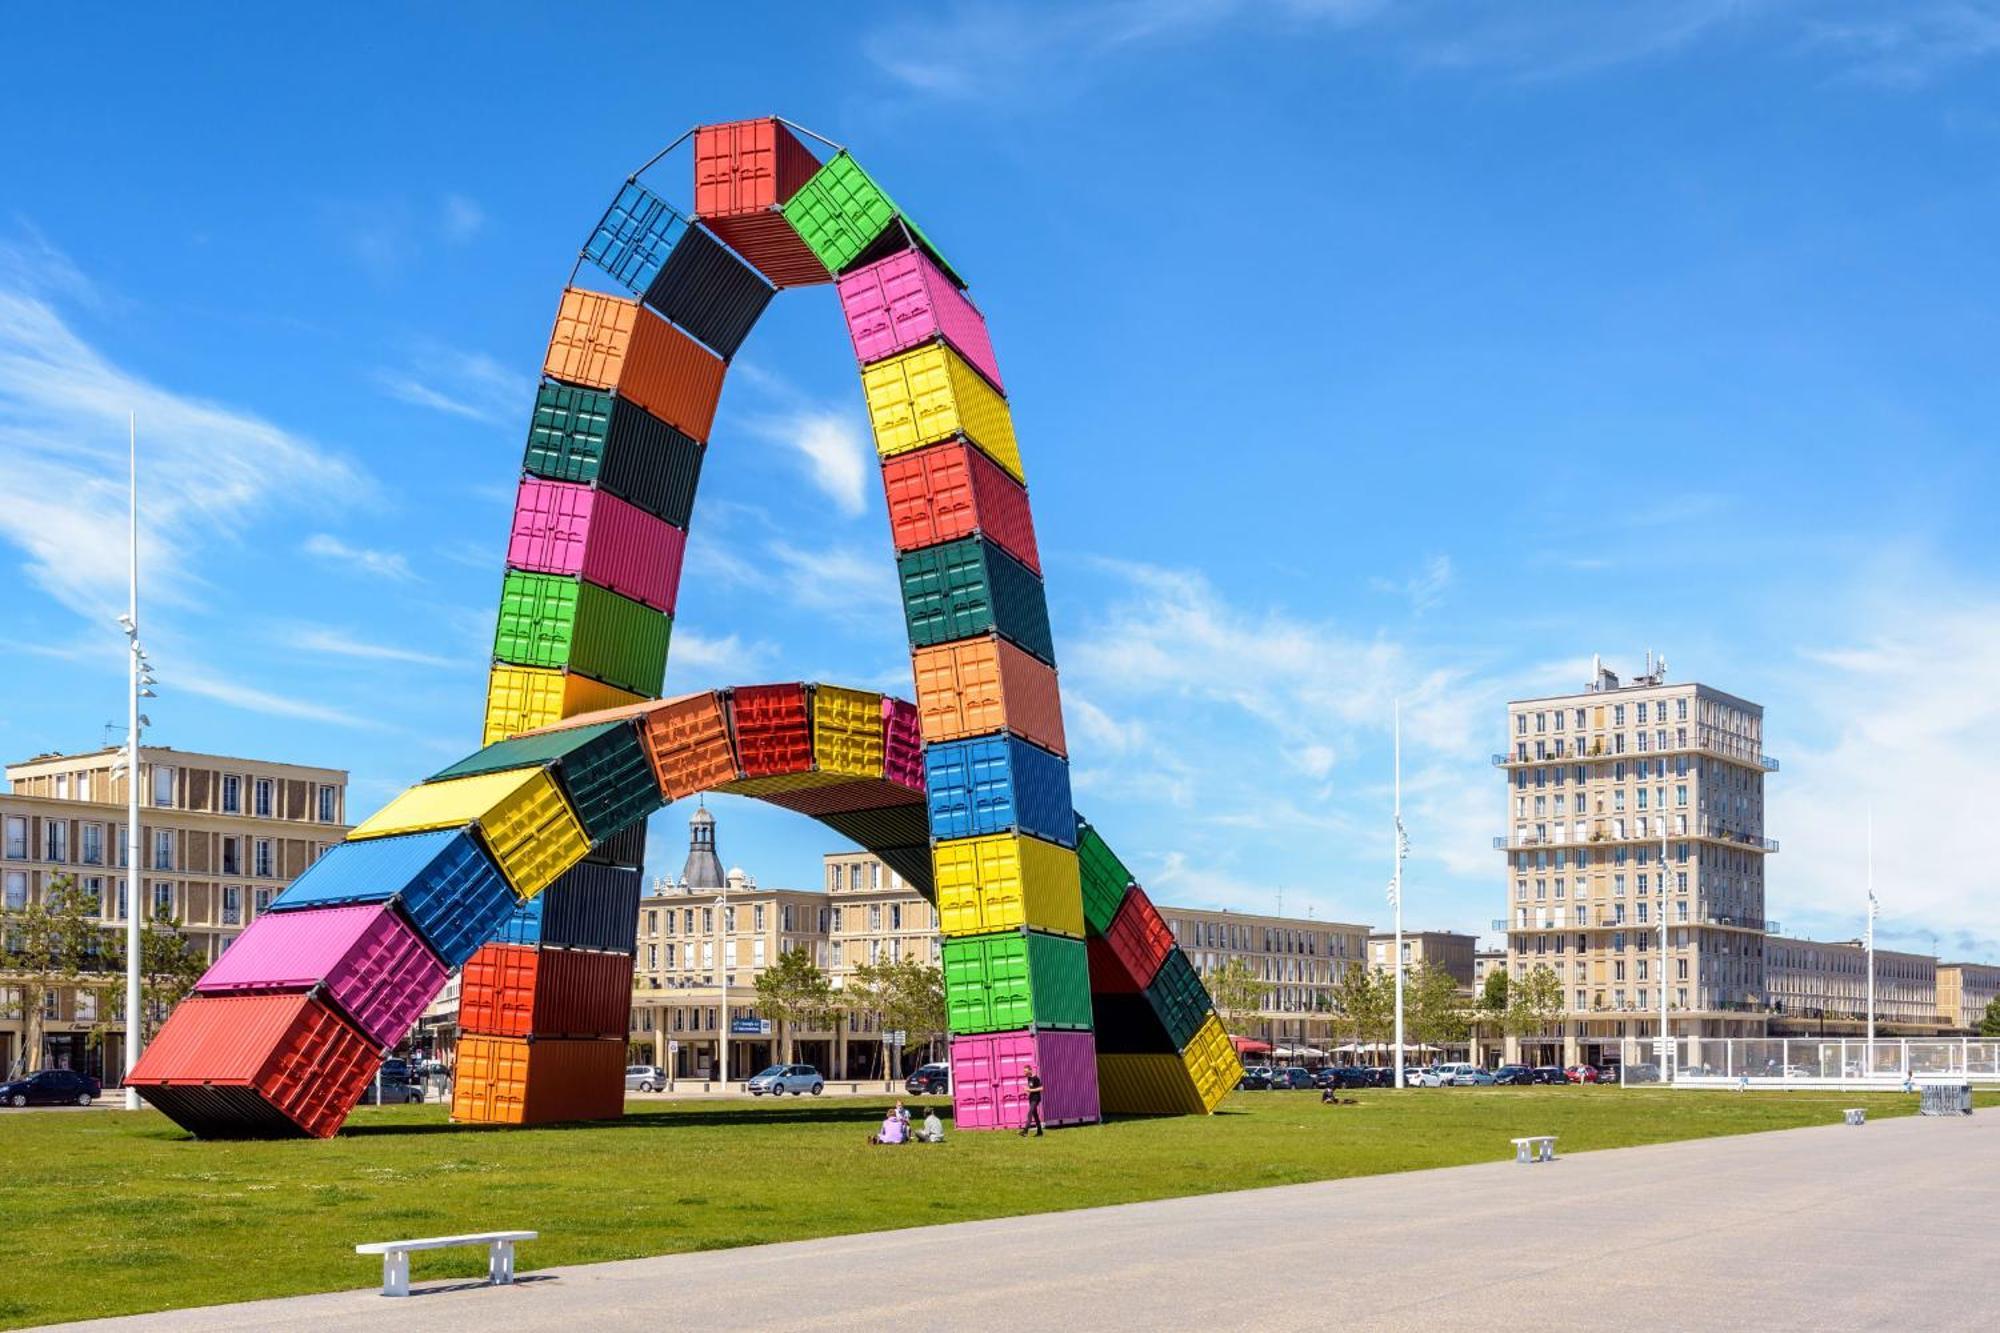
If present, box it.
[1,745,349,1080]
[1159,905,1371,1055]
[1498,658,1779,1067]
[1936,962,2000,1034]
[1764,935,1942,1036]
[1369,929,1477,991]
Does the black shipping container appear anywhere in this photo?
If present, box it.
[643,224,775,360]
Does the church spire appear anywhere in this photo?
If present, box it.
[681,799,724,889]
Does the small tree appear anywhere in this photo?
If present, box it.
[1331,960,1392,1056]
[1980,995,2000,1039]
[1505,964,1565,1042]
[753,947,833,1064]
[0,874,101,1074]
[1207,957,1270,1039]
[1480,968,1510,1014]
[843,956,946,1075]
[1406,962,1470,1053]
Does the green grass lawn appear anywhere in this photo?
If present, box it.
[0,1086,1975,1327]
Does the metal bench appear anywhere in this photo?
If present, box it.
[1511,1135,1557,1164]
[1843,1107,1866,1126]
[355,1230,537,1297]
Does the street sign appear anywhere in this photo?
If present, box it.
[668,1040,679,1055]
[730,1017,771,1035]
[884,1030,906,1046]
[1651,1039,1670,1055]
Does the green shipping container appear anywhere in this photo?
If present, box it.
[522,381,705,529]
[1143,949,1214,1051]
[427,719,664,844]
[493,571,670,698]
[780,152,963,284]
[897,537,1054,665]
[942,929,1091,1034]
[1073,816,1134,938]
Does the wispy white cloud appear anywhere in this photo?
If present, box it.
[288,623,457,668]
[173,661,389,730]
[1370,553,1453,614]
[664,629,778,684]
[746,409,872,517]
[440,194,485,243]
[373,342,532,425]
[301,533,415,582]
[1806,3,2000,87]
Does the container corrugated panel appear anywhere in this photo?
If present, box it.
[639,691,739,798]
[495,862,642,952]
[882,697,924,791]
[1090,990,1176,1054]
[931,834,1083,939]
[911,634,1065,755]
[450,1034,627,1126]
[441,715,657,845]
[1072,816,1135,938]
[194,902,445,1049]
[812,684,885,779]
[1103,886,1174,992]
[949,1029,1098,1131]
[128,993,379,1139]
[643,223,774,360]
[543,288,726,442]
[459,943,540,1037]
[583,179,690,297]
[493,571,671,698]
[430,720,631,783]
[271,829,516,969]
[874,844,935,894]
[837,248,1002,390]
[729,683,813,778]
[924,735,1075,847]
[897,537,1054,666]
[704,209,830,289]
[818,804,932,851]
[1096,1053,1204,1117]
[1086,935,1142,995]
[483,665,646,747]
[583,821,647,870]
[861,343,1023,482]
[507,479,687,614]
[522,381,705,528]
[348,766,589,901]
[720,770,851,798]
[759,777,924,818]
[1180,1013,1240,1114]
[881,441,1040,575]
[1143,950,1214,1051]
[781,151,899,275]
[460,943,632,1039]
[693,118,821,217]
[941,928,1091,1033]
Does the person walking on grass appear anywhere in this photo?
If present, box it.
[1019,1064,1044,1137]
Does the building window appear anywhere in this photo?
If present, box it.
[151,765,175,807]
[222,775,242,814]
[4,817,26,860]
[221,838,241,876]
[753,904,765,932]
[3,871,25,910]
[317,786,337,822]
[220,886,241,926]
[753,937,766,967]
[254,778,273,818]
[81,824,103,865]
[152,829,173,871]
[152,881,174,919]
[254,839,273,877]
[254,887,272,914]
[45,822,68,863]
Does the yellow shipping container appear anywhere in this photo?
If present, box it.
[932,833,1083,939]
[1096,1053,1205,1116]
[812,685,885,779]
[860,343,1024,482]
[483,665,647,745]
[347,765,588,899]
[1180,1012,1240,1114]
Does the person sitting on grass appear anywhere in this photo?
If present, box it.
[872,1110,908,1145]
[917,1109,945,1143]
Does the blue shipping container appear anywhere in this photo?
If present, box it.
[584,180,690,297]
[269,829,516,969]
[493,862,642,953]
[924,735,1074,847]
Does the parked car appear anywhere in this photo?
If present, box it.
[1564,1065,1601,1084]
[625,1065,668,1092]
[1430,1062,1479,1086]
[746,1063,824,1096]
[906,1062,950,1095]
[1451,1067,1497,1086]
[1314,1066,1372,1090]
[1364,1066,1397,1088]
[1409,1066,1446,1087]
[0,1069,100,1107]
[1531,1066,1568,1085]
[1492,1064,1535,1085]
[1236,1068,1273,1090]
[357,1074,425,1105]
[1270,1067,1314,1090]
[379,1057,412,1082]
[1623,1063,1663,1084]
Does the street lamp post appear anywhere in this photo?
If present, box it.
[1659,805,1670,1081]
[1865,811,1877,1051]
[1390,701,1408,1090]
[715,877,730,1091]
[118,414,159,1111]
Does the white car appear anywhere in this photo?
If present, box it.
[1435,1063,1481,1086]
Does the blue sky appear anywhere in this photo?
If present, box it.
[2,2,1997,958]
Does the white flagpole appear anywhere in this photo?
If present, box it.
[124,413,143,1110]
[1865,809,1876,1048]
[1392,700,1406,1091]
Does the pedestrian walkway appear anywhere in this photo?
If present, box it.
[62,1109,1996,1331]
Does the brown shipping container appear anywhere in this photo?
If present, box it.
[459,943,632,1039]
[450,1034,627,1126]
[543,288,726,442]
[641,692,740,798]
[911,634,1066,756]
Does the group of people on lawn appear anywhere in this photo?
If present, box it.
[871,1064,1046,1143]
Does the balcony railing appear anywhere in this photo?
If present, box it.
[1496,821,1777,852]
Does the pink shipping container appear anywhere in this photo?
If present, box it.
[507,478,688,614]
[838,249,1003,392]
[193,903,446,1049]
[882,696,925,791]
[949,1029,1099,1131]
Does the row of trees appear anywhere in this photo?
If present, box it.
[752,948,948,1074]
[1206,955,1566,1055]
[0,873,208,1075]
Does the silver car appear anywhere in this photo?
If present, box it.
[625,1065,668,1092]
[745,1063,825,1096]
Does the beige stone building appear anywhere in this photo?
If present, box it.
[1472,947,1507,994]
[1159,905,1371,1056]
[1,745,349,1081]
[1498,658,1778,1067]
[1764,935,1941,1036]
[1369,930,1477,991]
[1935,962,2000,1034]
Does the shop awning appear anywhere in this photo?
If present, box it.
[1230,1036,1273,1054]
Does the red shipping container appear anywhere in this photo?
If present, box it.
[451,1034,627,1126]
[507,479,688,614]
[882,696,925,790]
[1103,886,1173,990]
[950,1029,1099,1131]
[459,943,633,1040]
[1087,935,1141,994]
[838,248,1003,391]
[128,992,378,1139]
[880,441,1041,575]
[729,683,812,777]
[543,288,726,441]
[693,119,829,289]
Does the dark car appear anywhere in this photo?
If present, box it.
[905,1062,950,1095]
[1622,1062,1662,1085]
[357,1073,426,1105]
[1314,1066,1372,1090]
[379,1057,412,1082]
[1364,1066,1397,1088]
[1531,1066,1568,1085]
[1492,1064,1535,1085]
[1236,1068,1274,1090]
[1,1069,101,1107]
[1271,1067,1314,1090]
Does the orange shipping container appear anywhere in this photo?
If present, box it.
[911,634,1066,756]
[543,288,726,442]
[640,691,740,798]
[450,1034,626,1126]
[459,943,633,1039]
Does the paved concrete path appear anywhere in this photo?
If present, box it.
[63,1109,1995,1332]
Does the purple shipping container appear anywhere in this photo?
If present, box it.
[882,695,924,791]
[507,478,688,614]
[949,1029,1099,1131]
[194,903,447,1049]
[837,249,1004,393]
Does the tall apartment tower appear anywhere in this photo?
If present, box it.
[1497,656,1778,1068]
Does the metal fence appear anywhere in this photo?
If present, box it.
[1617,1036,2000,1089]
